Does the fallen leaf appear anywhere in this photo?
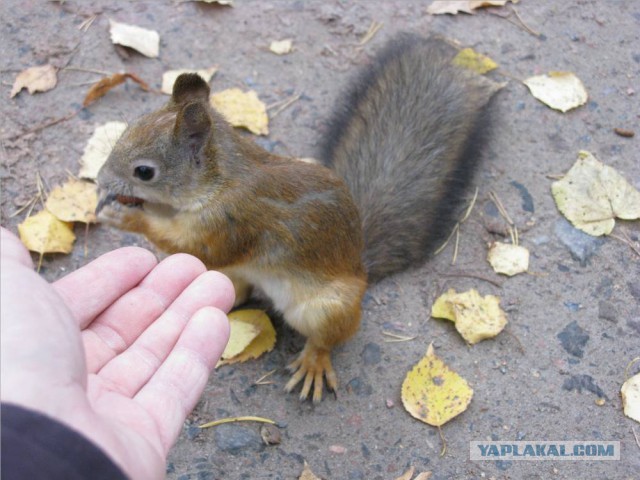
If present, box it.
[402,344,473,426]
[621,373,640,423]
[524,72,588,112]
[217,310,276,365]
[452,48,498,74]
[220,318,261,359]
[487,242,529,276]
[432,289,508,344]
[161,67,217,95]
[11,65,57,98]
[551,151,640,236]
[109,19,160,58]
[395,467,415,480]
[299,461,321,480]
[18,209,75,254]
[414,473,433,480]
[270,39,293,55]
[79,122,128,180]
[210,88,269,135]
[83,73,151,108]
[46,178,98,223]
[427,0,516,15]
[197,0,234,4]
[613,128,634,138]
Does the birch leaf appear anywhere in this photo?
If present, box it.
[18,210,75,254]
[487,242,530,276]
[83,72,150,107]
[221,318,261,360]
[427,0,516,15]
[551,151,640,236]
[109,19,160,58]
[401,344,473,426]
[621,373,640,423]
[217,310,276,365]
[11,65,57,98]
[210,88,269,135]
[270,39,293,55]
[432,289,508,344]
[79,122,128,180]
[524,72,588,112]
[452,48,498,74]
[161,67,217,95]
[46,179,98,223]
[299,461,321,480]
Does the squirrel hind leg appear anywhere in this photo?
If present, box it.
[285,343,337,403]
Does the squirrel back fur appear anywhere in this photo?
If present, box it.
[322,35,499,282]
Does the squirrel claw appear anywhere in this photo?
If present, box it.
[284,345,337,403]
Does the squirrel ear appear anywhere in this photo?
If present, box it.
[174,102,212,154]
[172,73,211,105]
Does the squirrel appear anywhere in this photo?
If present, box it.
[96,34,500,403]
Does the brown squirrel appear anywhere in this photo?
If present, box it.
[96,34,500,402]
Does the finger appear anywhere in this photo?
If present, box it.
[54,247,158,328]
[82,254,210,373]
[1,227,34,268]
[132,306,229,454]
[95,270,234,396]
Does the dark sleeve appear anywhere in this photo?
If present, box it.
[1,403,128,480]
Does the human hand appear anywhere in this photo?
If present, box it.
[0,227,234,480]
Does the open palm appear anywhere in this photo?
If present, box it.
[1,228,234,480]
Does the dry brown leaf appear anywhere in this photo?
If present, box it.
[161,67,217,95]
[270,39,293,55]
[210,88,269,135]
[394,467,415,480]
[18,209,75,254]
[46,179,98,223]
[83,73,150,108]
[109,19,159,58]
[11,65,58,98]
[79,122,128,180]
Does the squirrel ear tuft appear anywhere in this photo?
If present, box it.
[172,73,211,105]
[174,102,212,153]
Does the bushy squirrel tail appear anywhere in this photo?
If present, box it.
[321,34,500,283]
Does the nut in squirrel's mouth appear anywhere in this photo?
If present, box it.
[96,192,144,215]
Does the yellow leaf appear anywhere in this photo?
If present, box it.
[217,310,276,365]
[221,318,261,359]
[299,461,321,480]
[452,48,498,74]
[431,288,457,321]
[109,19,160,58]
[487,242,529,276]
[523,72,588,112]
[11,65,57,98]
[394,467,415,480]
[210,88,269,135]
[401,344,473,426]
[432,289,507,344]
[270,39,293,55]
[79,122,128,180]
[161,67,217,95]
[46,178,98,223]
[551,151,640,236]
[621,373,640,423]
[18,209,75,254]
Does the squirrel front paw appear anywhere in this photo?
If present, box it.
[284,343,337,403]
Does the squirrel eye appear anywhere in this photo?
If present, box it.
[134,165,155,181]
